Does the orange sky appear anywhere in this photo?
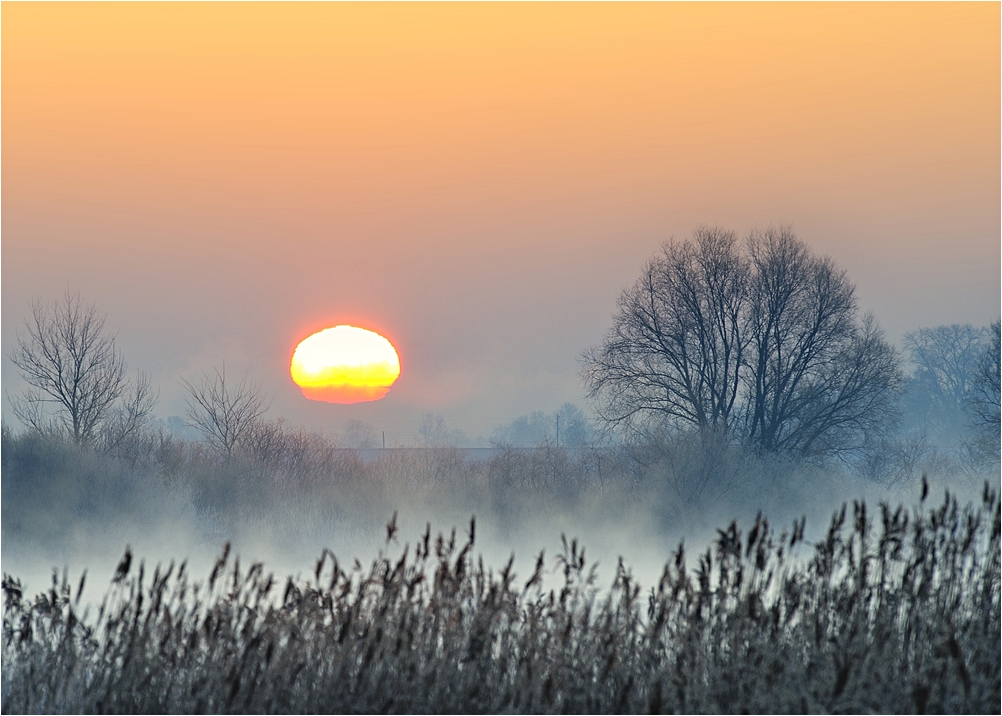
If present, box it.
[3,2,999,439]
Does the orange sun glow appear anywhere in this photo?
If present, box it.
[290,325,401,404]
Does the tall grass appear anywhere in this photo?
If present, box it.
[3,481,998,713]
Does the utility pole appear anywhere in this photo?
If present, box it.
[382,431,385,449]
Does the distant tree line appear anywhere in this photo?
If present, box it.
[490,404,594,449]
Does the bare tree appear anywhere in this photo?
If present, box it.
[419,413,449,447]
[343,420,377,449]
[419,413,467,448]
[555,403,594,448]
[181,366,270,457]
[901,323,991,445]
[8,292,155,444]
[582,228,747,435]
[491,411,554,448]
[583,228,902,458]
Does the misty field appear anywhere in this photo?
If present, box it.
[3,438,999,714]
[3,333,1000,714]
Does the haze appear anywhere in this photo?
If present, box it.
[3,2,998,442]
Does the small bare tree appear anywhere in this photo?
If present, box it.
[8,291,156,444]
[901,323,991,445]
[182,366,270,457]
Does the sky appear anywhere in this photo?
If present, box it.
[3,2,999,444]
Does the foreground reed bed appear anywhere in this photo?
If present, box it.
[3,481,999,714]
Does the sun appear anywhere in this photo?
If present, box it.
[290,325,401,404]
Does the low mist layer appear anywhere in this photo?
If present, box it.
[2,419,995,603]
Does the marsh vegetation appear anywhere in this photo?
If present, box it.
[3,477,998,713]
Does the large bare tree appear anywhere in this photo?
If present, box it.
[583,228,902,458]
[8,292,156,445]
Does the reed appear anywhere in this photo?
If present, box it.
[3,480,998,714]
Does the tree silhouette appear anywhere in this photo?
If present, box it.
[8,291,156,444]
[583,228,902,458]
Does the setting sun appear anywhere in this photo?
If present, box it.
[290,325,401,404]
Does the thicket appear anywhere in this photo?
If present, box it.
[3,481,999,714]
